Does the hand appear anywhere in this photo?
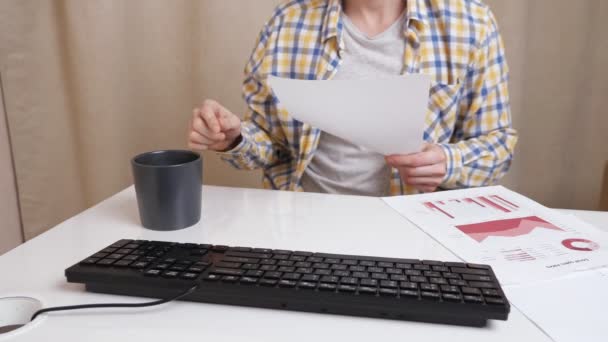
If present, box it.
[188,99,242,152]
[385,144,447,193]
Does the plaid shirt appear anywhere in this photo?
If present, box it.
[219,0,517,195]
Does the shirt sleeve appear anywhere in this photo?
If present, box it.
[217,19,289,170]
[439,8,518,189]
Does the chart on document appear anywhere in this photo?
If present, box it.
[383,186,608,284]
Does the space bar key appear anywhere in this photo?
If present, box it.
[210,268,245,276]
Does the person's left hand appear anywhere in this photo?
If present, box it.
[385,144,447,193]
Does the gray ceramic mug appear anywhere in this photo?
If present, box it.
[131,150,202,230]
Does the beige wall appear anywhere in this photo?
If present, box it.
[0,72,23,254]
[0,0,607,242]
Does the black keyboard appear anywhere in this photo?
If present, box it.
[65,239,510,326]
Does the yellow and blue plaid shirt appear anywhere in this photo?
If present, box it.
[220,0,517,195]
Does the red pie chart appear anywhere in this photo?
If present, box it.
[561,238,600,251]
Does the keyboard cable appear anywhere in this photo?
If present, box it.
[30,283,199,321]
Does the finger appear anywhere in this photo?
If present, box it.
[386,150,444,168]
[405,176,442,186]
[199,105,221,134]
[415,185,438,193]
[189,130,225,145]
[192,117,225,140]
[188,141,208,151]
[401,163,445,178]
[215,108,240,131]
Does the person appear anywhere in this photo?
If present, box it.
[187,0,517,196]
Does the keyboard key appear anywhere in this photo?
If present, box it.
[349,265,366,272]
[462,274,492,282]
[314,269,331,275]
[222,256,259,264]
[318,283,337,291]
[338,285,357,292]
[282,273,301,280]
[289,255,306,261]
[252,248,272,254]
[430,277,448,285]
[378,262,394,268]
[313,263,329,269]
[242,263,260,270]
[246,270,264,277]
[422,260,444,266]
[449,279,468,286]
[420,283,439,292]
[409,276,428,283]
[441,285,460,293]
[294,261,311,268]
[380,280,398,288]
[212,245,229,252]
[424,271,442,278]
[260,259,277,265]
[485,297,506,305]
[263,271,282,279]
[467,263,491,270]
[293,251,313,257]
[170,265,187,271]
[340,277,358,285]
[228,251,271,259]
[301,274,320,282]
[203,273,220,281]
[432,266,449,272]
[386,268,402,275]
[461,287,481,295]
[278,280,296,288]
[162,271,179,278]
[399,290,419,298]
[221,275,238,283]
[341,259,358,266]
[405,270,422,276]
[229,246,251,252]
[240,277,258,284]
[352,272,369,278]
[396,263,412,269]
[360,279,378,287]
[442,293,462,302]
[277,260,294,266]
[272,249,291,255]
[144,269,161,277]
[421,291,440,300]
[216,262,241,269]
[371,273,388,280]
[390,275,407,282]
[467,281,496,289]
[181,272,199,280]
[399,282,418,290]
[379,288,398,297]
[482,289,500,297]
[211,268,245,276]
[445,262,467,268]
[298,281,317,289]
[324,258,340,264]
[358,286,377,295]
[463,295,484,304]
[359,260,375,267]
[260,278,277,286]
[332,270,350,277]
[155,263,170,270]
[320,276,339,283]
[414,264,430,271]
[272,254,288,260]
[330,264,347,271]
[260,265,277,271]
[114,260,132,267]
[306,256,323,263]
[451,267,489,276]
[96,259,115,266]
[278,266,295,273]
[442,272,461,279]
[80,258,99,265]
[92,252,109,259]
[296,267,313,274]
[368,267,383,273]
[188,266,205,273]
[105,253,124,260]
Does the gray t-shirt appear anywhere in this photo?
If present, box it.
[300,13,406,196]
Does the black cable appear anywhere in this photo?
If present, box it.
[30,284,199,321]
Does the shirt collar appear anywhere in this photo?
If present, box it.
[321,0,428,44]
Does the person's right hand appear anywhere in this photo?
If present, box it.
[188,100,242,152]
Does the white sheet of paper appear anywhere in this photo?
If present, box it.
[505,269,608,342]
[267,75,431,155]
[382,186,608,285]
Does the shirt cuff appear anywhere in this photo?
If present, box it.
[216,125,252,157]
[439,143,463,188]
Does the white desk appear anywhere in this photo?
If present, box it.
[1,186,606,341]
